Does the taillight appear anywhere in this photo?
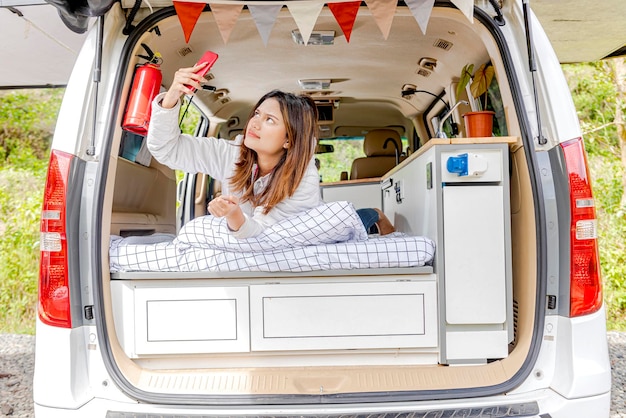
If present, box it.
[39,149,73,328]
[561,138,603,317]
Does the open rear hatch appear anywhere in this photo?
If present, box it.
[84,0,546,407]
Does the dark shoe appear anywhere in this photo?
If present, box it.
[374,209,395,235]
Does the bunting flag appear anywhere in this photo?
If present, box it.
[170,0,473,46]
[248,4,283,46]
[287,1,324,45]
[364,0,397,40]
[173,1,206,43]
[450,0,474,23]
[328,1,361,42]
[211,3,243,44]
[405,0,436,34]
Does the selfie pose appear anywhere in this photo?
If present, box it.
[148,62,394,238]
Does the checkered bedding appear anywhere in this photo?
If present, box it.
[109,201,435,272]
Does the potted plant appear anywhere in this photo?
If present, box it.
[456,62,496,137]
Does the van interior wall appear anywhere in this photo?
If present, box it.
[101,4,538,394]
[508,145,538,357]
[110,156,177,236]
[104,142,539,395]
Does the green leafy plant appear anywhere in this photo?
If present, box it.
[0,89,61,334]
[456,63,495,110]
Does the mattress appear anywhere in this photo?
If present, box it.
[109,201,435,273]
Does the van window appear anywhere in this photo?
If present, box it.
[317,136,409,182]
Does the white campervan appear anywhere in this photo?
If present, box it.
[5,0,617,416]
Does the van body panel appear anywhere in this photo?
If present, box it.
[33,321,93,408]
[551,307,612,399]
[51,31,97,155]
[32,0,611,416]
[528,11,585,147]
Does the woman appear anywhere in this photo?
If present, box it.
[148,62,393,238]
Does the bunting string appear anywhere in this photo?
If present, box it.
[173,0,474,44]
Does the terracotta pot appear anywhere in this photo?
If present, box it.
[463,111,495,138]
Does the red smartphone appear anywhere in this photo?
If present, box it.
[187,50,219,91]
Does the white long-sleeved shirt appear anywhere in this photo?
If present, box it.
[147,92,323,238]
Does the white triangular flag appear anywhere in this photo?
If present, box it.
[405,0,436,35]
[287,2,324,45]
[451,0,474,23]
[248,4,283,47]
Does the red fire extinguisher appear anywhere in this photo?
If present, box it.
[122,45,163,136]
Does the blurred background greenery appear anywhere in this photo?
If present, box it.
[0,60,624,334]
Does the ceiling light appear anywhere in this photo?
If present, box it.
[291,30,335,46]
[298,79,331,90]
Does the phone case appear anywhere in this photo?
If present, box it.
[185,51,219,92]
[195,51,219,79]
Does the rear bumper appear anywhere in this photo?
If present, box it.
[34,387,611,418]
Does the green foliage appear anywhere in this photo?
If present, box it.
[0,89,62,167]
[562,62,618,157]
[456,63,495,110]
[587,151,626,330]
[317,139,365,182]
[316,137,409,182]
[598,208,626,330]
[0,89,61,334]
[179,97,202,135]
[457,63,475,100]
[0,167,46,334]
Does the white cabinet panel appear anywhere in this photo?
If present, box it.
[133,285,250,356]
[443,185,506,325]
[321,181,381,209]
[146,299,237,341]
[382,141,513,363]
[250,280,437,351]
[446,330,509,360]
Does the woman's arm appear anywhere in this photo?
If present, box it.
[231,159,323,239]
[161,63,208,109]
[147,92,240,178]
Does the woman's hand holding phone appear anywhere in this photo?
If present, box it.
[161,63,207,108]
[161,51,219,109]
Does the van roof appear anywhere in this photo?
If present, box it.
[532,0,626,63]
[0,0,87,89]
[1,0,624,89]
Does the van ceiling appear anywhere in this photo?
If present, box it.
[1,0,625,89]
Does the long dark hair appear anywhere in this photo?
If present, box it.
[229,90,318,214]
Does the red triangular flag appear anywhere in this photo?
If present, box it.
[328,1,360,42]
[173,1,205,43]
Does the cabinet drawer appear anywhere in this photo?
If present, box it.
[130,285,250,356]
[250,280,437,351]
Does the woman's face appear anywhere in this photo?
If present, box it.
[244,98,288,162]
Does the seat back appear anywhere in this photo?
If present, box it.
[350,129,402,179]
